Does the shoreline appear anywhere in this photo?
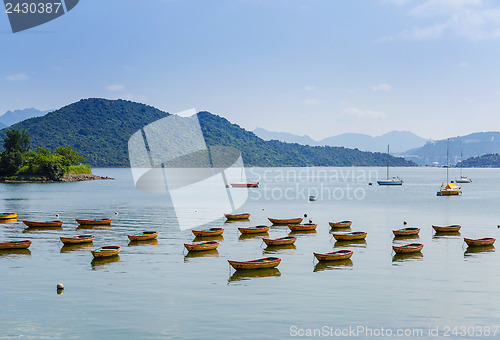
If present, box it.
[0,173,113,183]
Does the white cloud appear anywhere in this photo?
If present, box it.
[372,83,392,92]
[303,98,320,105]
[341,107,387,119]
[106,84,126,92]
[409,0,482,17]
[304,85,315,91]
[6,73,28,81]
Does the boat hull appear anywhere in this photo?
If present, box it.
[332,232,367,241]
[23,220,63,227]
[263,236,297,246]
[393,227,420,236]
[314,250,353,261]
[184,241,219,251]
[192,228,224,237]
[288,223,317,231]
[433,225,461,232]
[329,221,352,228]
[238,226,270,234]
[230,183,259,188]
[60,235,94,244]
[464,238,495,246]
[76,218,112,225]
[224,213,250,220]
[393,243,424,254]
[0,213,17,220]
[127,231,159,241]
[0,240,31,249]
[91,246,121,258]
[228,257,281,270]
[377,180,403,185]
[268,218,303,225]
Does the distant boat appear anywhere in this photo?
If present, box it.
[332,231,367,241]
[0,240,31,249]
[60,235,94,245]
[184,241,219,251]
[309,195,317,201]
[268,217,303,225]
[464,238,495,246]
[313,250,353,261]
[91,246,121,258]
[432,225,461,232]
[437,139,462,196]
[76,218,112,225]
[228,257,281,270]
[377,145,403,185]
[224,213,250,220]
[230,181,259,188]
[455,151,472,183]
[329,221,352,228]
[392,243,423,254]
[127,231,159,241]
[238,225,270,234]
[287,223,317,231]
[192,228,224,237]
[262,236,297,246]
[23,220,63,227]
[392,227,420,236]
[0,213,17,220]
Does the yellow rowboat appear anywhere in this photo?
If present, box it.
[0,213,17,220]
[262,236,297,246]
[268,218,303,225]
[288,223,317,231]
[91,246,121,258]
[60,235,94,245]
[464,238,495,246]
[332,231,367,241]
[393,227,420,236]
[314,250,353,261]
[393,243,424,254]
[433,225,461,232]
[228,257,281,270]
[192,228,224,237]
[329,221,352,228]
[0,240,31,249]
[184,241,219,251]
[23,220,63,227]
[76,218,112,225]
[127,231,159,241]
[224,213,250,220]
[238,225,270,234]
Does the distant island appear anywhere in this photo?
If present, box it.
[0,98,416,168]
[0,129,108,183]
[457,153,500,168]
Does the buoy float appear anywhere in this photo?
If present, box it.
[57,283,64,289]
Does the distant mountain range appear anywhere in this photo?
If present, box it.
[253,128,430,153]
[0,98,415,167]
[402,132,500,166]
[0,108,52,127]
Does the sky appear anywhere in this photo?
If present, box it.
[1,0,500,140]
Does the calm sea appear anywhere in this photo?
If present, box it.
[1,167,500,339]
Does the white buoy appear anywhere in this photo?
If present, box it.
[56,214,59,218]
[115,212,118,215]
[57,283,64,289]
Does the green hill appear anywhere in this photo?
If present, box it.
[1,98,416,167]
[457,153,500,168]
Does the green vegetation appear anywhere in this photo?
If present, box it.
[457,153,500,168]
[0,98,416,167]
[0,130,88,180]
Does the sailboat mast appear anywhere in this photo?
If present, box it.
[460,151,463,177]
[446,139,449,184]
[386,145,389,180]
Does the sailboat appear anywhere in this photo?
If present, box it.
[230,167,259,188]
[455,151,472,183]
[377,145,403,185]
[437,139,461,196]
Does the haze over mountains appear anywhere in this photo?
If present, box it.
[0,108,52,127]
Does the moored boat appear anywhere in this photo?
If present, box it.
[393,227,420,236]
[268,217,303,225]
[332,231,367,241]
[230,181,259,188]
[23,220,63,227]
[60,235,94,244]
[377,145,403,185]
[314,249,353,261]
[224,213,250,220]
[91,246,121,258]
[329,221,352,228]
[288,223,317,231]
[184,241,219,251]
[0,240,31,249]
[76,218,112,225]
[438,183,462,196]
[192,227,224,237]
[0,213,17,220]
[393,243,424,254]
[262,236,297,246]
[238,225,270,234]
[433,225,461,232]
[464,238,495,246]
[228,257,281,270]
[127,231,159,241]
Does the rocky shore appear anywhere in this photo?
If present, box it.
[0,173,112,183]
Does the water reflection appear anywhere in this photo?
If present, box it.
[329,227,351,233]
[60,242,94,253]
[77,225,112,231]
[289,230,317,236]
[238,233,269,241]
[224,219,250,224]
[433,231,461,239]
[128,239,159,247]
[23,226,63,233]
[192,235,224,243]
[313,259,353,272]
[393,235,420,241]
[0,249,31,256]
[91,255,121,268]
[333,239,367,248]
[184,249,219,261]
[262,244,296,255]
[228,268,281,283]
[464,245,495,258]
[392,252,424,264]
[0,219,18,225]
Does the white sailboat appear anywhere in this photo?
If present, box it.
[455,151,472,183]
[437,139,462,196]
[377,145,403,185]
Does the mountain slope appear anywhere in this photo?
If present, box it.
[457,153,500,168]
[0,108,52,127]
[252,128,317,145]
[1,98,416,167]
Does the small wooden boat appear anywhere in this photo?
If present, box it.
[288,223,317,231]
[127,231,159,241]
[433,225,461,232]
[329,221,352,228]
[23,220,63,227]
[268,217,303,225]
[238,225,270,234]
[393,227,420,236]
[0,240,31,249]
[184,241,219,251]
[60,235,94,244]
[76,218,112,225]
[191,227,224,237]
[393,243,424,254]
[91,246,121,258]
[224,213,250,220]
[262,236,297,246]
[314,249,353,261]
[332,231,367,241]
[464,238,496,246]
[0,213,17,220]
[228,257,281,270]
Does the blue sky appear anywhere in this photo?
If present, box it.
[1,0,500,139]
